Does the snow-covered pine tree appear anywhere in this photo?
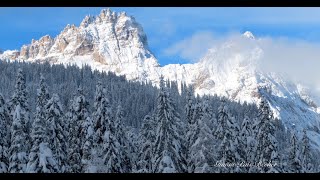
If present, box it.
[201,96,215,134]
[67,87,91,173]
[102,102,122,173]
[180,82,188,113]
[114,104,132,173]
[185,86,198,173]
[64,93,74,137]
[77,90,94,173]
[192,101,203,127]
[137,115,156,173]
[92,81,109,145]
[177,111,188,173]
[62,92,76,172]
[169,81,180,102]
[45,94,68,172]
[26,75,59,173]
[288,132,302,173]
[255,97,280,173]
[248,116,260,173]
[239,116,257,171]
[125,126,139,172]
[36,75,50,111]
[216,103,243,173]
[90,81,113,173]
[81,113,94,173]
[153,76,186,173]
[8,68,30,173]
[185,87,195,127]
[301,129,313,173]
[214,99,228,140]
[0,94,10,173]
[190,100,215,173]
[66,97,80,173]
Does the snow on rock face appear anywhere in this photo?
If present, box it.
[20,35,54,59]
[1,9,320,147]
[0,50,20,60]
[1,8,161,84]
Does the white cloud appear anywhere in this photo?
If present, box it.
[164,30,320,91]
[257,36,320,89]
[163,31,218,61]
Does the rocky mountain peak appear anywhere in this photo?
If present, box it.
[119,11,127,18]
[0,8,159,83]
[80,15,95,28]
[39,35,52,43]
[1,8,152,62]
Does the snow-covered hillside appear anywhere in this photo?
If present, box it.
[1,9,320,148]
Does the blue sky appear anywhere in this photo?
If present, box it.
[2,7,320,65]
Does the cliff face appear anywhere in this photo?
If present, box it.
[20,35,54,59]
[1,9,161,83]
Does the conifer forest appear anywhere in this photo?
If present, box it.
[0,61,317,173]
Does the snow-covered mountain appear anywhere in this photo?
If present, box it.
[1,9,320,148]
[162,32,320,144]
[1,9,161,84]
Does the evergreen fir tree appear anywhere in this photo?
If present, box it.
[67,87,90,173]
[8,69,30,173]
[125,126,139,172]
[255,97,280,173]
[92,82,107,146]
[185,87,198,173]
[240,116,257,171]
[137,115,156,173]
[153,76,186,173]
[91,82,113,172]
[26,75,58,173]
[81,113,94,173]
[102,105,122,173]
[45,94,68,172]
[0,94,10,173]
[201,97,215,134]
[288,132,302,173]
[63,93,75,171]
[301,129,313,173]
[216,104,243,173]
[214,100,228,140]
[190,101,215,173]
[115,104,132,173]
